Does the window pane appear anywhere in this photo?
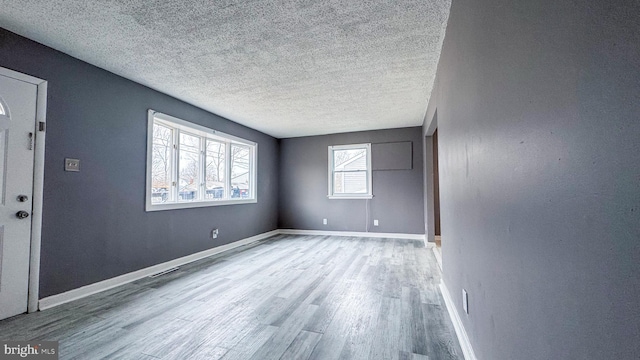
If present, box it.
[205,140,225,200]
[333,148,367,171]
[151,123,172,203]
[231,144,251,198]
[0,101,5,115]
[180,131,200,152]
[178,132,200,202]
[334,171,368,194]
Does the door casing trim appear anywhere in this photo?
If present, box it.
[423,110,438,244]
[0,66,47,313]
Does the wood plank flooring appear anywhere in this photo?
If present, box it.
[0,235,463,359]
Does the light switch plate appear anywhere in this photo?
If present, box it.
[65,158,80,172]
[374,219,379,226]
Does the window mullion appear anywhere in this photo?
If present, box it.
[329,148,334,196]
[251,146,256,198]
[173,128,180,202]
[225,141,231,200]
[199,135,205,201]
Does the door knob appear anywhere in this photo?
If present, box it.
[16,210,29,219]
[17,195,28,202]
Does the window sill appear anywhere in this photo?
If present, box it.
[327,195,373,200]
[146,198,257,212]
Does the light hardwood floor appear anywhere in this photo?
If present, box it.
[0,235,463,359]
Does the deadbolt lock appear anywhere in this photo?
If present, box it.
[17,195,28,202]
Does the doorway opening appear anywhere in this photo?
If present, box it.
[424,110,441,269]
[433,129,441,249]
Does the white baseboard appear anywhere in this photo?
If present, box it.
[432,246,442,270]
[440,280,477,360]
[278,229,425,241]
[38,230,279,310]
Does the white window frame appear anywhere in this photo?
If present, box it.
[146,110,257,211]
[328,143,373,199]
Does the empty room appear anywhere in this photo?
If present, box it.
[0,0,638,359]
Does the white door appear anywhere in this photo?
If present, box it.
[0,74,37,320]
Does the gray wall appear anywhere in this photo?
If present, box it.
[0,28,279,298]
[424,0,640,359]
[279,127,424,234]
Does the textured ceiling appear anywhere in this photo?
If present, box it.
[0,0,451,138]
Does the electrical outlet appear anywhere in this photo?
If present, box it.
[462,289,469,314]
[323,218,327,225]
[373,219,379,226]
[212,228,219,239]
